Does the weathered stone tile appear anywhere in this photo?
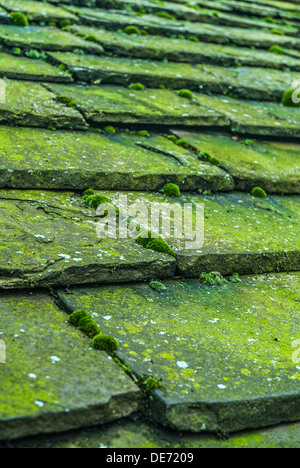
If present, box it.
[46,83,230,127]
[0,79,87,129]
[194,94,300,138]
[0,5,9,22]
[0,290,140,440]
[0,52,72,82]
[106,190,300,277]
[0,25,103,53]
[173,130,300,194]
[0,0,79,23]
[57,272,300,433]
[70,25,300,70]
[0,126,233,192]
[63,6,300,50]
[48,53,298,101]
[0,190,176,289]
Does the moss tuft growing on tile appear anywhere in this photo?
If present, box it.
[163,183,181,197]
[177,89,194,100]
[92,334,119,353]
[10,12,29,27]
[251,187,267,199]
[281,89,300,108]
[199,272,228,286]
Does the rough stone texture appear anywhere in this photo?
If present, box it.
[0,190,176,289]
[105,190,300,277]
[0,290,140,440]
[70,25,300,70]
[173,130,300,194]
[0,25,103,53]
[0,79,86,129]
[0,52,72,82]
[0,126,233,192]
[48,52,298,102]
[57,273,300,434]
[0,0,79,23]
[46,83,230,127]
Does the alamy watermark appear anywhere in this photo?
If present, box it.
[0,340,5,364]
[292,340,300,364]
[95,195,204,250]
[291,79,300,105]
[0,79,6,104]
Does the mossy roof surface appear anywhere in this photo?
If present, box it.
[0,0,299,445]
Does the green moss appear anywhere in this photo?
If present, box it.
[129,83,145,91]
[124,26,141,35]
[270,29,284,35]
[188,36,199,42]
[163,183,180,197]
[143,377,162,392]
[85,194,111,208]
[12,47,22,56]
[177,89,194,100]
[139,130,150,137]
[78,317,101,338]
[136,231,176,258]
[60,19,71,28]
[167,135,178,143]
[58,64,67,71]
[228,273,242,283]
[251,187,267,199]
[198,151,221,167]
[269,45,285,55]
[10,12,29,27]
[281,89,300,108]
[149,280,167,292]
[199,272,228,286]
[68,309,90,326]
[92,334,119,353]
[104,126,117,134]
[176,139,189,148]
[82,188,94,200]
[84,35,98,43]
[56,96,77,108]
[155,11,176,21]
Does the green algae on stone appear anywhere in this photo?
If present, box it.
[174,130,300,193]
[2,0,78,24]
[0,126,232,193]
[0,290,140,440]
[57,273,300,434]
[0,79,87,129]
[199,271,227,286]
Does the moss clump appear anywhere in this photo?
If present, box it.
[78,316,101,338]
[10,12,29,27]
[198,151,221,167]
[155,11,176,21]
[167,135,178,143]
[199,272,228,286]
[138,130,150,137]
[129,83,145,91]
[104,126,117,134]
[269,45,285,55]
[12,47,22,56]
[177,89,194,100]
[84,34,98,43]
[228,272,242,283]
[143,377,162,392]
[124,26,141,35]
[82,188,94,200]
[188,36,199,42]
[251,187,267,199]
[56,95,77,108]
[68,309,90,326]
[281,89,300,108]
[85,194,111,208]
[176,139,189,148]
[163,183,181,197]
[60,19,71,28]
[149,280,167,292]
[136,230,176,258]
[92,334,119,353]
